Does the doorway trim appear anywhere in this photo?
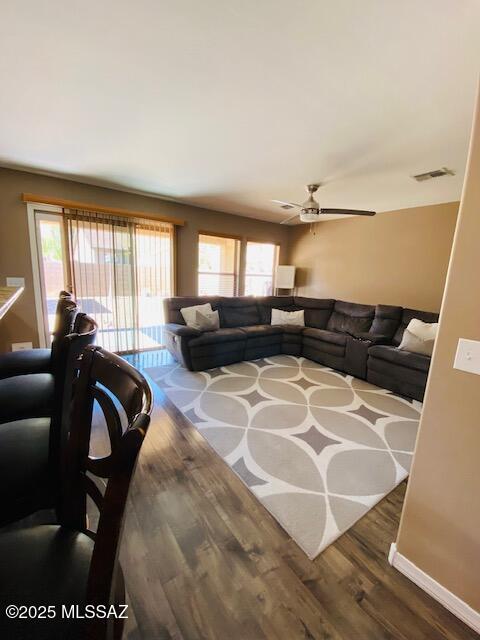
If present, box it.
[26,201,63,348]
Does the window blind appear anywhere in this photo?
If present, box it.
[65,209,174,352]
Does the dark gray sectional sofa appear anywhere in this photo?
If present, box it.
[163,296,438,401]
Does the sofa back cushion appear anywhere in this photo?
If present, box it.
[370,304,402,339]
[256,296,296,324]
[393,308,439,346]
[294,297,335,329]
[327,300,375,334]
[219,296,261,327]
[163,296,220,325]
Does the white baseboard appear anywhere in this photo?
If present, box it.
[389,543,480,634]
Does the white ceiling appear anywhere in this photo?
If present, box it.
[0,1,479,223]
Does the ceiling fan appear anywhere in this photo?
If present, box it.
[272,184,376,224]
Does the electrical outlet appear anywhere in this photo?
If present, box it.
[12,342,33,351]
[6,277,25,287]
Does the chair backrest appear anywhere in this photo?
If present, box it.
[50,291,78,369]
[50,313,98,480]
[53,290,76,333]
[61,346,152,632]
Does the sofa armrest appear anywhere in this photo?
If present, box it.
[163,323,202,338]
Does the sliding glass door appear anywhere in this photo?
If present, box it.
[66,210,174,352]
[33,208,174,352]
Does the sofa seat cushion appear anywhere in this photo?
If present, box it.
[367,366,426,402]
[368,345,430,373]
[368,356,427,386]
[239,325,284,338]
[303,328,347,346]
[189,328,246,347]
[281,324,304,335]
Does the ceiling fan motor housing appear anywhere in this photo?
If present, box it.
[300,185,321,221]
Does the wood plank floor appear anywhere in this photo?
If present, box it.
[118,354,477,640]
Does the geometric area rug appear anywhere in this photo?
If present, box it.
[145,355,422,560]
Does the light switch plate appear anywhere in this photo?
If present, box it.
[12,342,33,352]
[453,338,480,375]
[6,277,25,287]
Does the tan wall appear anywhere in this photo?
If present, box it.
[395,91,480,611]
[288,202,459,312]
[0,168,289,350]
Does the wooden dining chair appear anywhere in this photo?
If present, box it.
[0,346,153,640]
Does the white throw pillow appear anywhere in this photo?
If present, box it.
[180,303,213,328]
[195,309,220,331]
[271,308,305,327]
[398,318,438,356]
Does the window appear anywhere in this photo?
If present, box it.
[244,241,278,296]
[198,233,240,296]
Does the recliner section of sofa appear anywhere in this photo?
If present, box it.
[342,304,403,379]
[367,307,438,401]
[188,327,247,371]
[303,300,375,374]
[163,296,438,400]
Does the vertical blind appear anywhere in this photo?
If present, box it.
[66,209,174,352]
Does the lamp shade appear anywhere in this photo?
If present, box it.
[275,265,296,289]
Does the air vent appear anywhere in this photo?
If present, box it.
[412,167,455,182]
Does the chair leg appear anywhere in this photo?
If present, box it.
[112,565,126,640]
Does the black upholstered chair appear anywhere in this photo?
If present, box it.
[0,346,152,640]
[0,291,76,380]
[0,314,97,527]
[0,294,79,425]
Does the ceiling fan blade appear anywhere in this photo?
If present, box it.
[280,213,300,225]
[320,208,376,216]
[271,199,302,209]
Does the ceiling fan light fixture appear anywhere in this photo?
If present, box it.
[299,210,320,223]
[299,184,321,220]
